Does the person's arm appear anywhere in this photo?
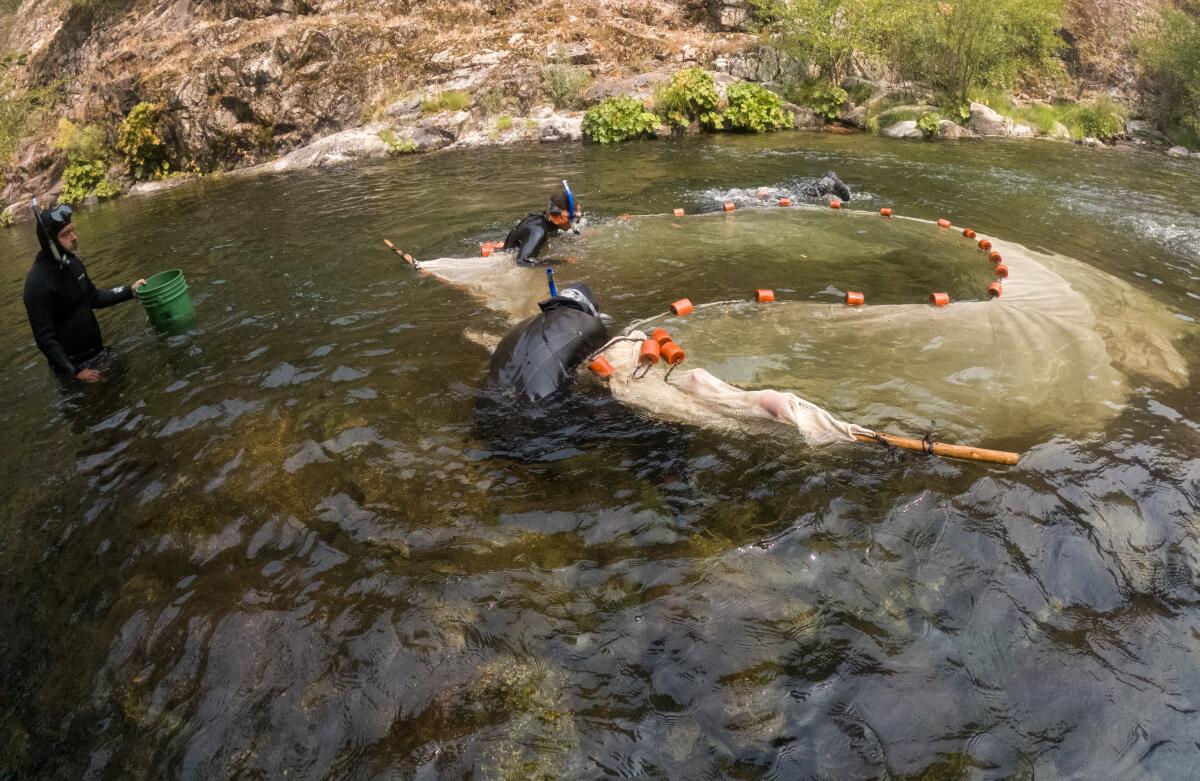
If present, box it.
[90,281,135,308]
[514,223,549,266]
[24,281,77,376]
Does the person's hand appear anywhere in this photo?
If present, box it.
[132,278,147,291]
[75,368,102,383]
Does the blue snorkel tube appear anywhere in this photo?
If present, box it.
[562,179,582,234]
[546,267,558,297]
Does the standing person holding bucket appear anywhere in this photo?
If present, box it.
[22,202,146,383]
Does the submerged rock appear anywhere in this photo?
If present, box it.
[1166,145,1191,158]
[884,120,922,139]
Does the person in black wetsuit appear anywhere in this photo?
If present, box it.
[800,170,852,201]
[23,203,145,383]
[483,281,608,404]
[502,182,582,266]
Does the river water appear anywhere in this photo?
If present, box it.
[0,134,1197,779]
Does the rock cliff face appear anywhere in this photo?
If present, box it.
[0,0,749,204]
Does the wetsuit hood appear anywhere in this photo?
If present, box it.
[538,282,599,318]
[34,203,72,259]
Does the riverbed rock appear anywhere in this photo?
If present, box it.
[967,102,1014,136]
[276,124,391,170]
[937,120,972,140]
[1166,145,1191,158]
[539,115,583,143]
[884,120,922,139]
[128,178,193,196]
[839,104,867,128]
[1127,120,1167,144]
[1011,124,1035,138]
[1050,122,1072,140]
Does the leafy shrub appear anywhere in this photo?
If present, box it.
[752,0,881,82]
[477,88,507,116]
[1065,96,1125,141]
[377,128,417,154]
[656,67,724,129]
[787,79,848,121]
[496,115,513,132]
[60,158,119,203]
[0,208,13,229]
[116,102,168,180]
[917,111,941,138]
[1137,7,1200,137]
[421,90,471,113]
[724,82,793,132]
[542,62,591,110]
[582,96,661,143]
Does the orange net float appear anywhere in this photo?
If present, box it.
[670,298,694,316]
[480,245,493,257]
[673,208,685,217]
[651,327,672,345]
[994,264,1009,279]
[621,214,633,222]
[988,282,1003,298]
[778,197,792,207]
[639,339,661,365]
[988,250,1003,263]
[829,200,842,209]
[930,292,950,306]
[660,341,687,365]
[754,289,775,303]
[978,239,992,251]
[845,291,865,306]
[880,207,894,217]
[588,355,614,377]
[963,228,976,239]
[723,201,736,212]
[937,218,952,228]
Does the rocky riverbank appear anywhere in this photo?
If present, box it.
[2,0,1197,225]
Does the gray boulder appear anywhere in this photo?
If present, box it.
[1127,120,1167,144]
[937,120,972,140]
[1050,122,1072,140]
[884,120,922,139]
[1166,145,1191,158]
[277,124,391,170]
[967,102,1013,136]
[538,115,583,143]
[1011,124,1035,138]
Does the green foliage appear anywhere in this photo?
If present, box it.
[0,208,12,229]
[724,82,793,132]
[752,0,882,81]
[883,0,1066,104]
[377,128,417,154]
[55,118,118,202]
[1137,7,1200,136]
[60,158,119,203]
[582,96,661,143]
[116,102,168,180]
[917,111,941,138]
[655,67,724,129]
[1064,95,1125,141]
[420,90,471,113]
[496,114,513,132]
[787,79,848,121]
[542,64,591,110]
[0,78,59,187]
[477,88,507,116]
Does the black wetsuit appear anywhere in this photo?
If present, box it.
[23,249,133,375]
[503,214,561,266]
[484,290,608,403]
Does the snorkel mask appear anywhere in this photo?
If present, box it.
[549,180,584,233]
[31,199,72,266]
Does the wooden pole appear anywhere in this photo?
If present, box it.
[383,239,421,269]
[853,431,1020,465]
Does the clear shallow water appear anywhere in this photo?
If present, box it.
[0,134,1197,779]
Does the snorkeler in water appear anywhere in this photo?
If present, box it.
[800,170,852,202]
[502,181,582,266]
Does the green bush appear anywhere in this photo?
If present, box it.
[788,79,848,121]
[752,0,881,82]
[477,88,507,116]
[542,63,591,110]
[60,158,119,203]
[917,111,941,138]
[1137,7,1200,136]
[655,67,723,129]
[582,96,661,143]
[55,118,119,202]
[377,128,417,154]
[0,208,13,229]
[496,114,513,132]
[116,102,168,180]
[724,82,793,132]
[1065,96,1126,141]
[421,90,471,113]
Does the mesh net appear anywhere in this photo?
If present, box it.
[416,210,1189,445]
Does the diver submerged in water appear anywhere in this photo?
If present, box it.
[483,281,608,404]
[800,170,852,202]
[23,203,145,382]
[502,181,582,266]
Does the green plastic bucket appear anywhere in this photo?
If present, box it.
[136,269,195,330]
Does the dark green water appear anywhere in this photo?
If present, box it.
[1,133,1197,779]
